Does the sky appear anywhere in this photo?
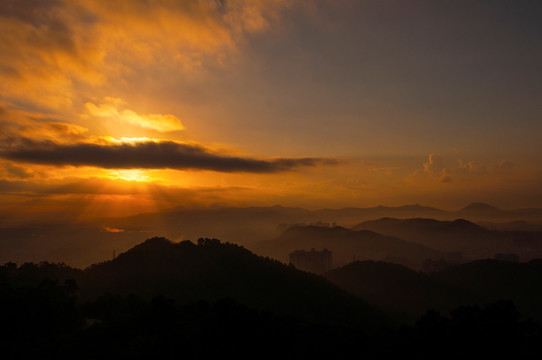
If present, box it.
[1,0,541,223]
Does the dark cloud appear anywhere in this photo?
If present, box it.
[0,179,29,193]
[0,0,63,26]
[0,0,77,53]
[0,140,339,173]
[4,163,31,179]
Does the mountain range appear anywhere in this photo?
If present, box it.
[353,217,542,261]
[1,202,542,267]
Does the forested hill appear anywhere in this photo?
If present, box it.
[324,259,542,323]
[1,237,387,330]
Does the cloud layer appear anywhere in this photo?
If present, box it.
[85,98,184,132]
[0,0,292,108]
[0,139,338,173]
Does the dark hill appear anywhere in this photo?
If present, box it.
[78,237,388,329]
[324,259,542,324]
[324,261,442,323]
[433,259,542,320]
[354,217,486,236]
[251,225,440,270]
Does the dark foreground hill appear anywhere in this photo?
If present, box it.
[1,237,387,330]
[324,259,542,324]
[78,237,387,329]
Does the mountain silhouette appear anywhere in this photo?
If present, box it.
[457,202,505,218]
[323,261,447,323]
[455,202,542,222]
[461,202,502,212]
[77,237,387,329]
[3,202,542,268]
[353,217,542,261]
[252,225,440,270]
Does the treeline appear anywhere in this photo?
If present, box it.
[1,278,541,359]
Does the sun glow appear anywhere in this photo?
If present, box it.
[101,136,157,144]
[109,170,153,182]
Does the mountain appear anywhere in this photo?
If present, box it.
[324,259,542,324]
[457,202,506,218]
[455,202,542,222]
[307,204,448,225]
[323,261,443,323]
[433,259,542,321]
[75,237,387,329]
[353,217,542,261]
[251,225,441,270]
[461,202,502,212]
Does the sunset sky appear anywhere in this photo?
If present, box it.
[1,0,541,223]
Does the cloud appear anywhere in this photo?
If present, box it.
[422,153,452,182]
[440,170,453,183]
[423,153,445,175]
[0,0,292,108]
[2,163,31,179]
[415,154,517,185]
[0,0,104,107]
[0,106,89,143]
[494,160,514,175]
[103,227,124,233]
[0,176,253,198]
[22,121,89,142]
[370,167,394,175]
[85,98,184,132]
[0,139,339,173]
[457,159,487,176]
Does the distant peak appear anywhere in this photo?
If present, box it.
[461,202,500,211]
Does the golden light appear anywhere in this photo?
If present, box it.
[85,99,184,133]
[101,136,157,144]
[108,170,152,182]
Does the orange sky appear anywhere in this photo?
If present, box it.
[1,0,541,224]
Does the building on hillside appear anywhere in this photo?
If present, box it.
[289,248,332,274]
